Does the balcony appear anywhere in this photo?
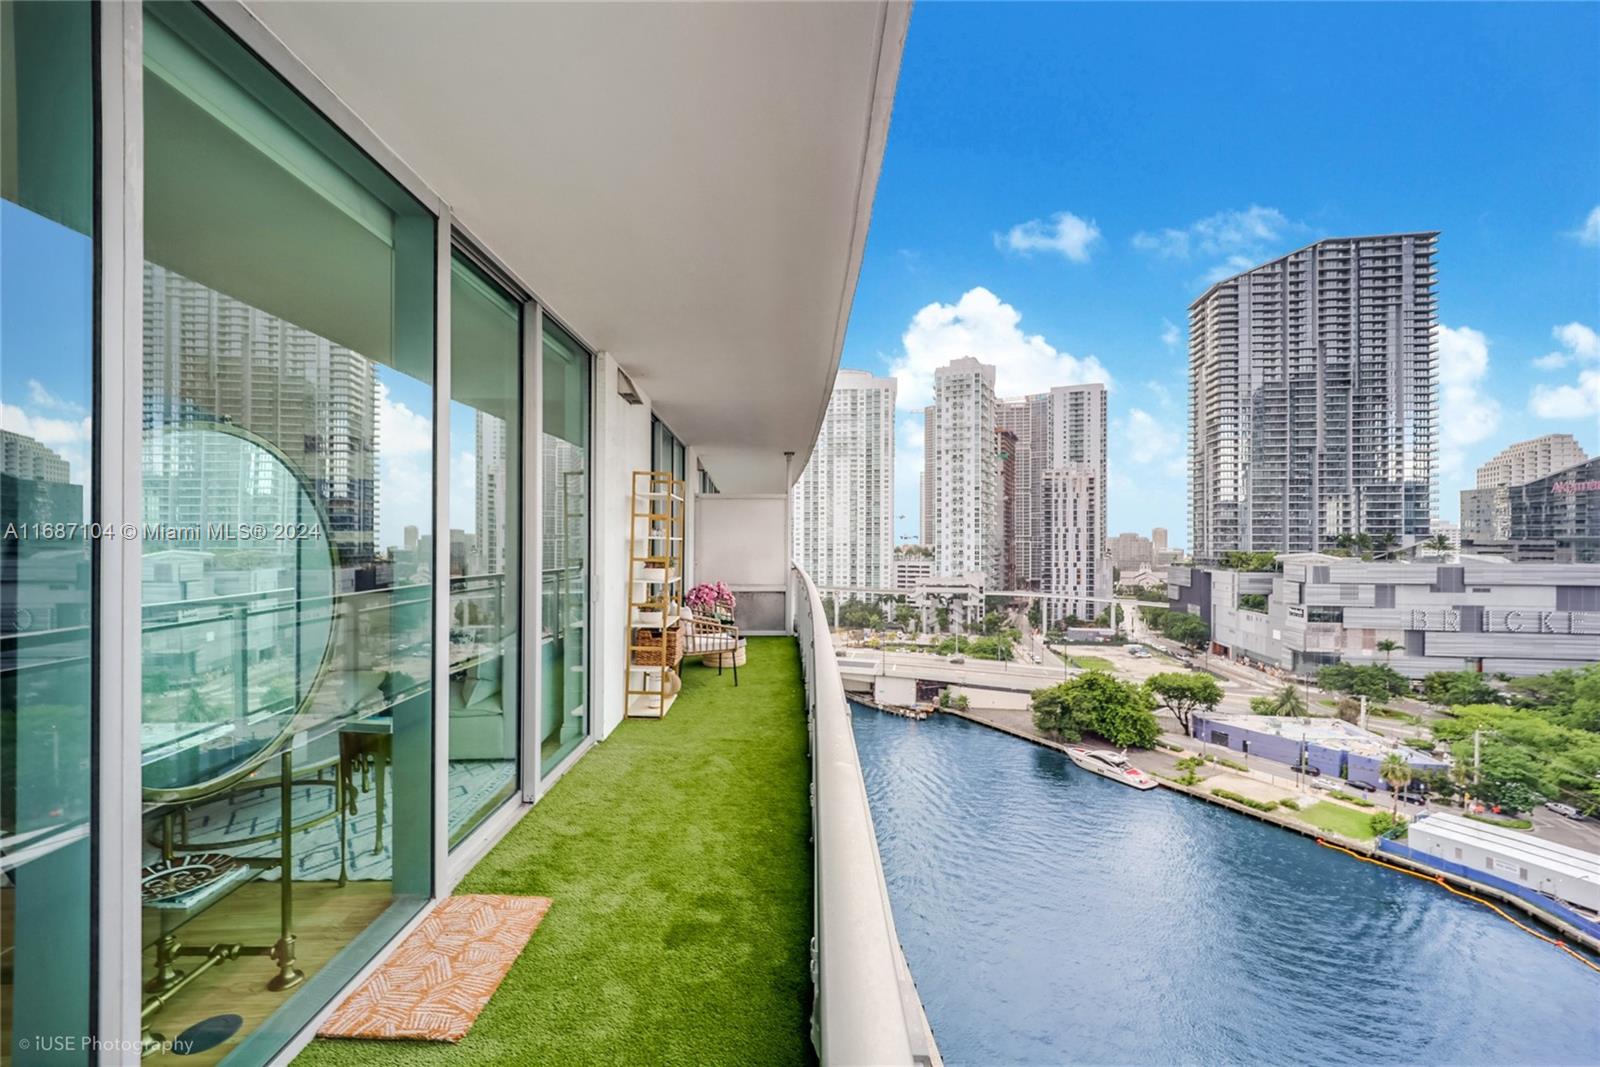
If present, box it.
[286,566,936,1066]
[299,636,817,1065]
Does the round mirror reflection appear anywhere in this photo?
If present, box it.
[140,423,336,801]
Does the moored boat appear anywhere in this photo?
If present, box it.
[1066,746,1158,790]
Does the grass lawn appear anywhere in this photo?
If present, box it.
[1296,801,1377,840]
[297,636,813,1067]
[1069,655,1116,673]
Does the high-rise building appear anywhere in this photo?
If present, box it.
[920,403,936,549]
[791,369,896,590]
[1152,526,1169,557]
[918,355,1114,617]
[1474,434,1588,490]
[1,430,71,484]
[995,399,1034,586]
[1111,532,1153,570]
[142,263,380,571]
[1031,385,1109,620]
[995,427,1019,588]
[1188,233,1438,560]
[1462,434,1590,544]
[476,410,509,575]
[930,358,998,581]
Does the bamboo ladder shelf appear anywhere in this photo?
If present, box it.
[625,469,685,718]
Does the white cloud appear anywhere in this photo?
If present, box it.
[997,211,1101,262]
[1573,206,1600,247]
[376,381,432,456]
[1121,407,1185,478]
[1531,370,1600,419]
[26,380,86,416]
[1532,321,1600,370]
[1,402,93,501]
[1132,205,1292,260]
[373,381,434,549]
[887,287,1111,411]
[0,403,91,451]
[1200,254,1261,285]
[1528,322,1600,422]
[1160,319,1182,349]
[1143,380,1175,410]
[1436,324,1501,476]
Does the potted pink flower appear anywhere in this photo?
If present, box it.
[687,581,737,623]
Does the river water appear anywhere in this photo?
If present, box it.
[851,705,1600,1066]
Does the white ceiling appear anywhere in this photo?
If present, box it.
[245,1,907,488]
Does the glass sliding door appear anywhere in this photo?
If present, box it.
[138,4,435,1060]
[1,2,96,1060]
[540,323,591,775]
[447,253,521,844]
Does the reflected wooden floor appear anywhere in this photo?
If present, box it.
[142,882,391,1066]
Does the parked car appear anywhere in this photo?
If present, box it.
[949,655,965,664]
[1342,780,1377,793]
[1310,777,1339,791]
[1398,791,1427,806]
[1544,801,1581,819]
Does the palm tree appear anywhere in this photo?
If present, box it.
[1425,533,1454,558]
[1375,532,1399,558]
[1270,683,1307,717]
[1355,532,1374,557]
[1376,638,1400,663]
[1334,532,1355,552]
[1379,752,1413,815]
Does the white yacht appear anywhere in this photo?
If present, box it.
[1066,747,1158,790]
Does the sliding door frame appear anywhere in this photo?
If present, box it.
[91,2,613,1059]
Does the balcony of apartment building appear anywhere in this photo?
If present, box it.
[3,2,931,1065]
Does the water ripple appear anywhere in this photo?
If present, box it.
[851,704,1600,1067]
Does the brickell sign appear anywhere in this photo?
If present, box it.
[1407,608,1600,634]
[1552,478,1600,494]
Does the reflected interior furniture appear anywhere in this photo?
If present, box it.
[137,422,350,1053]
[625,470,685,718]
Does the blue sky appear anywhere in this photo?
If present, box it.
[838,2,1600,549]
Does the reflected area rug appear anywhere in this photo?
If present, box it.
[318,894,551,1042]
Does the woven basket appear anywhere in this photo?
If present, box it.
[634,623,682,666]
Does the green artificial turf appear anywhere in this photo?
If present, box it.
[298,636,814,1066]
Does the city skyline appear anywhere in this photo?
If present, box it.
[831,2,1600,546]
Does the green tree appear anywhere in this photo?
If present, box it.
[1376,638,1400,663]
[1027,600,1042,628]
[1145,672,1223,735]
[1379,751,1413,814]
[1318,663,1407,701]
[1250,683,1308,717]
[934,606,951,633]
[1465,742,1550,813]
[1159,612,1210,648]
[1220,551,1279,572]
[1030,673,1160,749]
[1238,593,1269,613]
[838,598,885,629]
[1422,670,1496,707]
[1424,533,1454,556]
[893,603,917,631]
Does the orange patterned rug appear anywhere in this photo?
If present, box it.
[318,894,551,1042]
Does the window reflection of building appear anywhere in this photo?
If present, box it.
[476,411,508,576]
[142,263,380,582]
